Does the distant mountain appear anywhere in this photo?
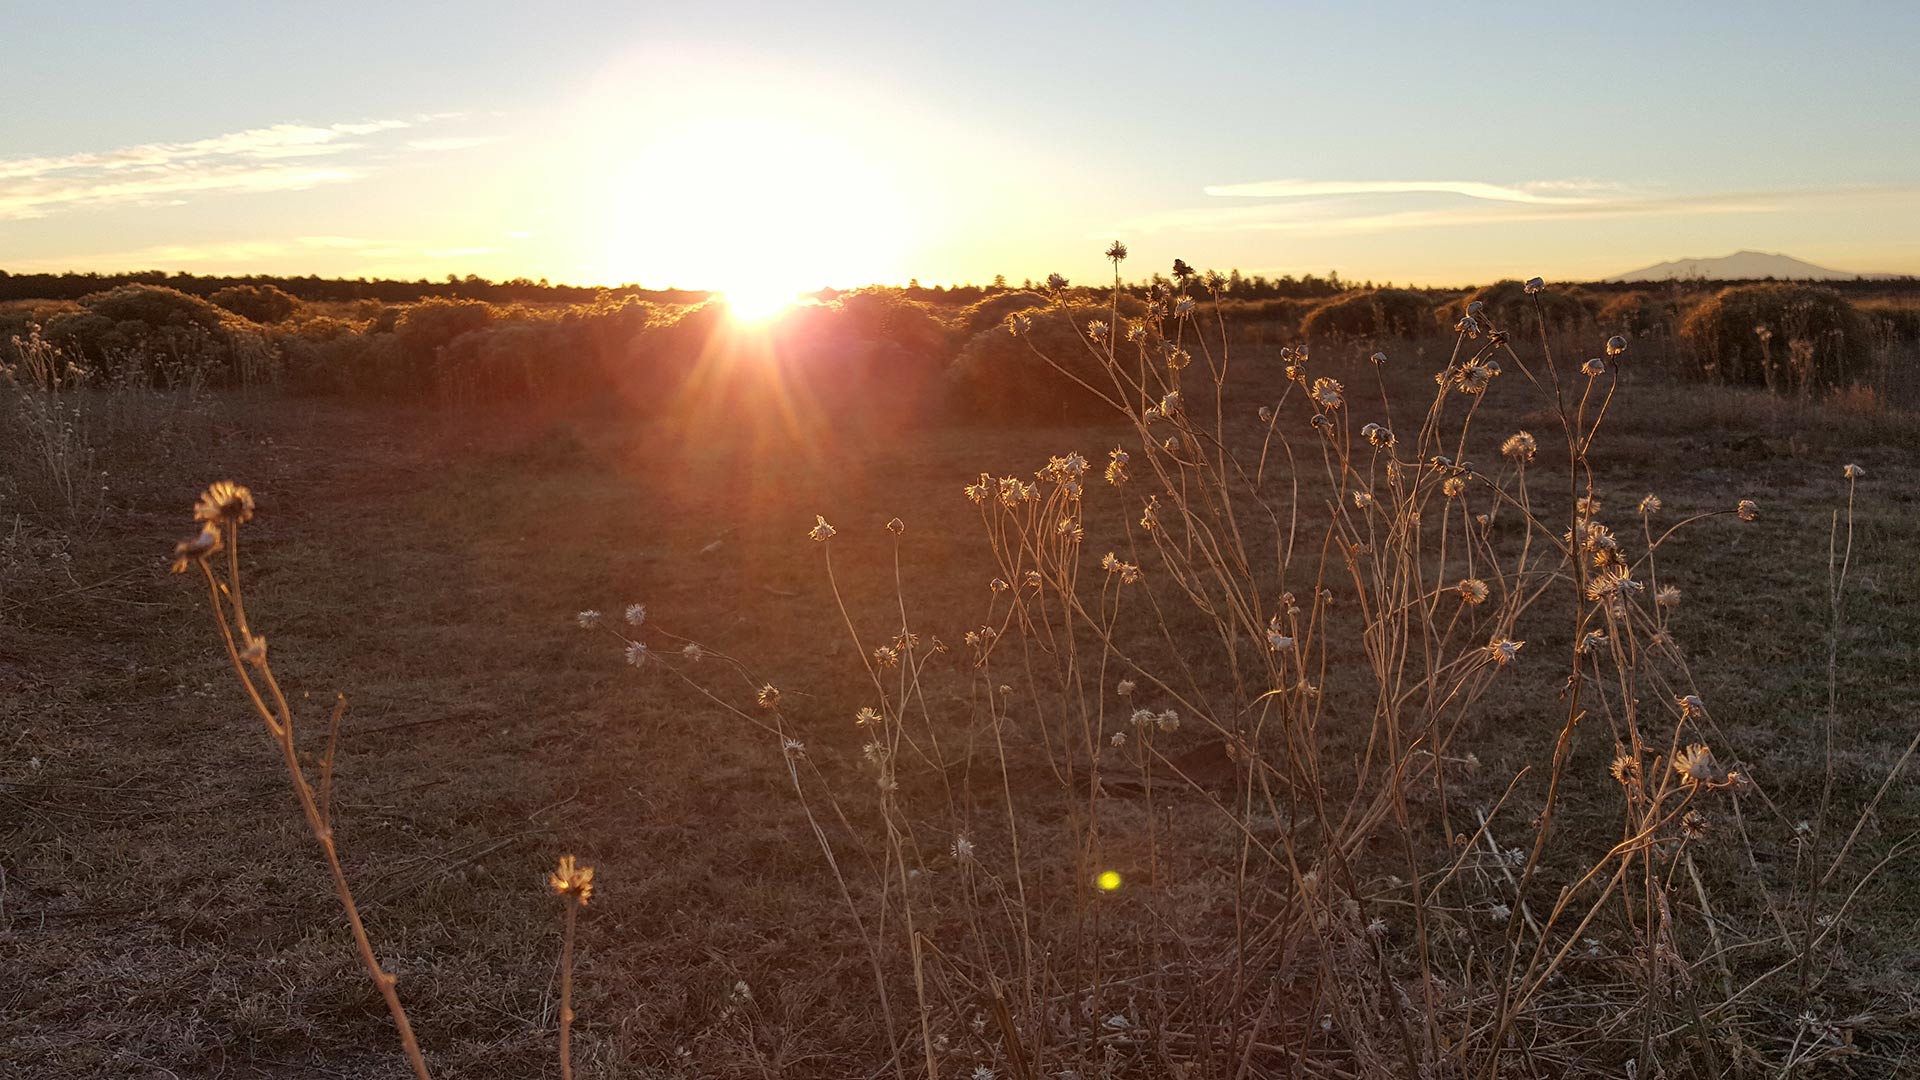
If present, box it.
[1606,251,1897,282]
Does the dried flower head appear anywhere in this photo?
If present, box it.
[1454,315,1481,338]
[624,641,648,667]
[1457,578,1489,605]
[1116,678,1136,697]
[1266,621,1295,651]
[193,481,255,525]
[239,632,268,666]
[1673,743,1727,786]
[1656,584,1681,608]
[1501,431,1537,463]
[1843,463,1866,479]
[855,706,883,727]
[755,684,781,709]
[1681,810,1711,840]
[1310,377,1345,411]
[1638,493,1662,516]
[886,517,905,535]
[1581,357,1605,377]
[549,854,594,905]
[1606,335,1628,357]
[1485,637,1525,665]
[576,610,602,629]
[808,514,837,541]
[1736,499,1758,522]
[1453,358,1498,395]
[1105,240,1128,262]
[1524,276,1545,294]
[624,603,647,626]
[1609,752,1637,785]
[170,523,223,573]
[1585,566,1643,602]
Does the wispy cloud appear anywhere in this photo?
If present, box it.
[1202,179,1614,206]
[0,117,478,221]
[1118,178,1906,238]
[406,136,500,152]
[4,234,494,272]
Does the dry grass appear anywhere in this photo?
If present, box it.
[4,287,1920,1077]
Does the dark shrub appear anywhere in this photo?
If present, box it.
[39,285,266,385]
[392,298,496,391]
[1678,285,1870,391]
[1299,289,1433,340]
[1220,296,1319,330]
[807,288,951,360]
[1452,280,1591,340]
[209,284,300,324]
[955,290,1054,341]
[280,331,404,396]
[947,303,1124,420]
[1597,291,1678,339]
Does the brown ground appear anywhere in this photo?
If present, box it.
[6,350,1920,1077]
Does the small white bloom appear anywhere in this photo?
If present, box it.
[576,610,602,629]
[623,603,647,626]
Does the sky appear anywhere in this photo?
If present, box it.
[3,1,1918,292]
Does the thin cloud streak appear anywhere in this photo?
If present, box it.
[1118,182,1920,238]
[1203,179,1611,205]
[3,234,493,272]
[0,116,478,221]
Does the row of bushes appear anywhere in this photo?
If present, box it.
[4,280,1913,415]
[1284,281,1916,392]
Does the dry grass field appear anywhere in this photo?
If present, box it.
[6,313,1920,1077]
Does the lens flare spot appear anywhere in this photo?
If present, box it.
[1096,870,1123,892]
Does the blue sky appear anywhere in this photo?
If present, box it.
[4,1,1916,289]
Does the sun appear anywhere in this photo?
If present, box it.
[583,79,913,304]
[720,282,798,323]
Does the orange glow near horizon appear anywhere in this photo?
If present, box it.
[720,286,799,323]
